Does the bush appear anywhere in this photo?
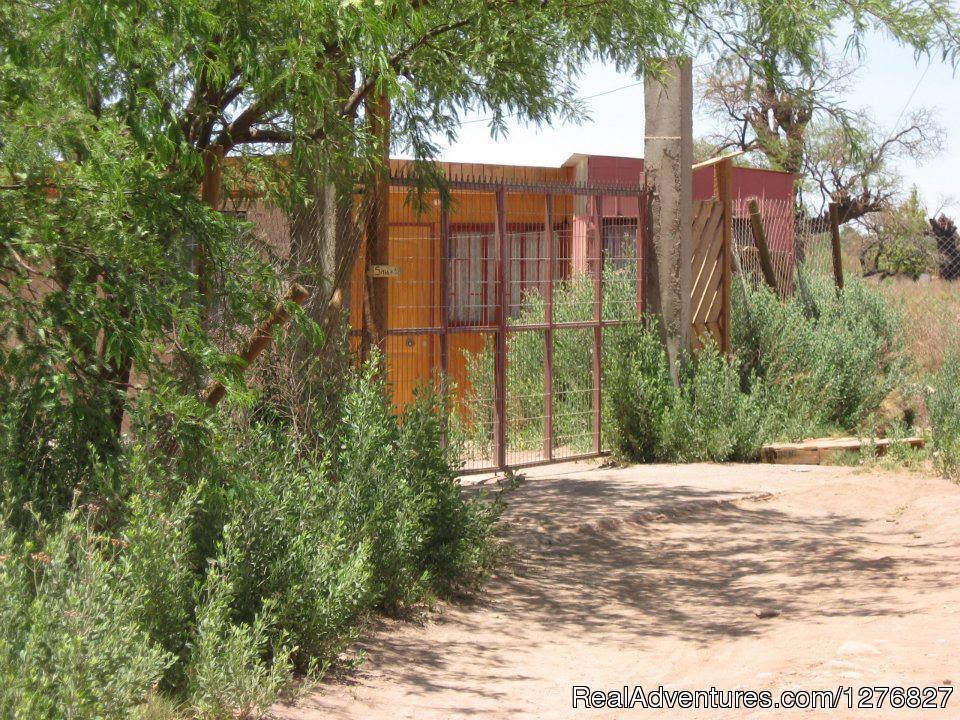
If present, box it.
[185,561,292,719]
[603,321,672,462]
[0,354,501,719]
[930,355,960,479]
[859,188,938,279]
[733,272,904,431]
[604,326,785,463]
[0,517,172,719]
[658,344,772,462]
[1,48,500,718]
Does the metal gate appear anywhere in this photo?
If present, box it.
[352,173,650,472]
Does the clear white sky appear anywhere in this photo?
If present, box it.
[420,30,960,212]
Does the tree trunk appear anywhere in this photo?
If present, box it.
[360,91,391,365]
[929,215,960,280]
[286,153,363,429]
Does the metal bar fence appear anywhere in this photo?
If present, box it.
[236,171,741,472]
[370,174,648,472]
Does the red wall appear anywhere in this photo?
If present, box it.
[580,154,794,206]
[570,154,795,277]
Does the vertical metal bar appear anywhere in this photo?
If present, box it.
[494,186,508,469]
[592,194,603,455]
[636,189,646,316]
[439,203,451,444]
[543,193,555,462]
[439,205,450,375]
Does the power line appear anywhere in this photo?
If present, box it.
[889,60,931,134]
[457,61,715,127]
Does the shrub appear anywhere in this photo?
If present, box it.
[0,517,172,720]
[121,486,202,689]
[859,188,938,279]
[185,559,292,720]
[733,272,903,430]
[603,320,672,462]
[930,355,960,479]
[604,327,785,464]
[0,353,501,717]
[659,344,772,462]
[155,356,500,689]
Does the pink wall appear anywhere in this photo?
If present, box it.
[569,154,795,275]
[578,154,793,205]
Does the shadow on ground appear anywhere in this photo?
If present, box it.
[279,464,960,718]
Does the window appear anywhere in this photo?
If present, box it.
[449,231,494,324]
[509,230,547,316]
[602,219,637,270]
[448,226,549,324]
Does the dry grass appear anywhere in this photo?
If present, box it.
[879,277,960,377]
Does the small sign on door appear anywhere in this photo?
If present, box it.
[368,265,400,278]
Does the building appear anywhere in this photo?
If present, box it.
[245,153,794,416]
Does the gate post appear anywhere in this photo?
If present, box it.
[644,58,693,384]
[494,185,508,469]
[543,194,555,462]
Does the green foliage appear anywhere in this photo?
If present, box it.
[0,109,276,535]
[861,187,938,279]
[0,517,172,720]
[929,355,960,479]
[0,358,500,719]
[120,485,203,690]
[603,321,672,462]
[185,563,292,720]
[604,328,786,463]
[734,272,904,430]
[658,344,773,462]
[4,0,958,715]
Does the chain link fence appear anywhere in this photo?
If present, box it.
[732,196,795,296]
[735,203,960,378]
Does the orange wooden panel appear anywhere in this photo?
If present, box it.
[385,223,436,407]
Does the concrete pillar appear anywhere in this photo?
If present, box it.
[644,58,693,384]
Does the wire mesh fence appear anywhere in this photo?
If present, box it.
[731,196,795,295]
[733,200,960,379]
[240,181,959,467]
[365,176,647,471]
[237,175,648,471]
[794,215,960,377]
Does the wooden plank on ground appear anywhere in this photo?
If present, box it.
[760,436,926,465]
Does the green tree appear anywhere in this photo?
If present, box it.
[859,185,937,278]
[3,0,960,481]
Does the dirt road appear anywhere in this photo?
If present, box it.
[275,462,960,719]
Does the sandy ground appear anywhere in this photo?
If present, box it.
[274,461,960,719]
